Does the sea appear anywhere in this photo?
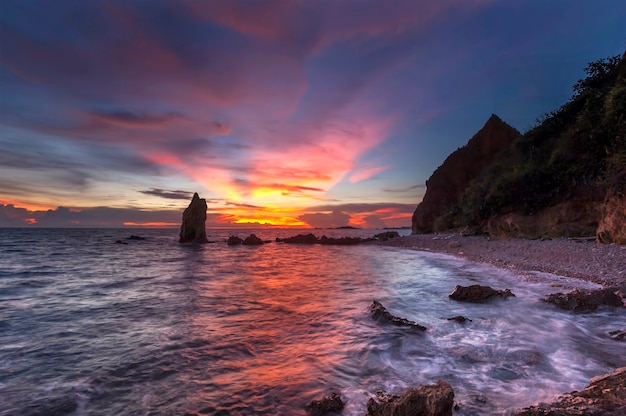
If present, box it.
[1,228,625,416]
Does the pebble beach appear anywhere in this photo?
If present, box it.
[381,234,626,288]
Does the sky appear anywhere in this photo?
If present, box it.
[1,0,625,228]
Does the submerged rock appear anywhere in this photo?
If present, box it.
[366,381,455,416]
[179,193,208,243]
[305,392,344,416]
[126,235,146,240]
[609,329,626,341]
[515,366,626,415]
[447,315,472,323]
[370,300,427,331]
[114,240,128,245]
[242,234,264,246]
[448,284,515,303]
[542,288,623,312]
[227,235,243,245]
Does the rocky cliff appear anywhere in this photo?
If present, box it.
[412,51,626,243]
[179,192,209,243]
[412,115,521,233]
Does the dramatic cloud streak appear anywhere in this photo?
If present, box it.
[1,0,624,227]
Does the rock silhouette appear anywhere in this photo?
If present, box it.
[227,235,243,245]
[242,234,264,245]
[179,193,208,243]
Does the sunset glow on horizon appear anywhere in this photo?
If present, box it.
[1,1,625,228]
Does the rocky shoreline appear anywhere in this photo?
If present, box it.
[366,233,625,415]
[379,233,626,288]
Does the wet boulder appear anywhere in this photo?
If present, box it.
[542,288,623,312]
[515,366,626,415]
[370,300,426,331]
[366,381,455,416]
[179,192,209,243]
[305,392,344,416]
[227,235,243,245]
[449,284,515,303]
[242,234,264,246]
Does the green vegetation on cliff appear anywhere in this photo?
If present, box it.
[442,52,626,232]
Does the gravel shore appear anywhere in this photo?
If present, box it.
[380,234,626,288]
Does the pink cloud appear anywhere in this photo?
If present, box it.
[349,166,388,183]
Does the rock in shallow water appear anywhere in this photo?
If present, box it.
[227,235,243,245]
[370,300,427,331]
[542,288,623,312]
[514,366,626,415]
[305,393,344,415]
[448,284,515,303]
[242,234,264,245]
[447,315,472,323]
[366,381,455,416]
[179,193,208,243]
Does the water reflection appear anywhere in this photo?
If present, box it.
[181,244,377,414]
[1,229,624,416]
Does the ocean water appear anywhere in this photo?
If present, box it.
[1,228,625,416]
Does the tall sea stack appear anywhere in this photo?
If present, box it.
[179,192,209,243]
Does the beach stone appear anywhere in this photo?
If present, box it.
[242,234,264,246]
[179,192,209,243]
[305,392,344,415]
[227,236,243,245]
[448,284,515,303]
[366,381,455,416]
[514,366,626,415]
[542,288,624,312]
[370,300,427,331]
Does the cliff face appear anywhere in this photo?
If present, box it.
[412,51,626,243]
[412,115,521,234]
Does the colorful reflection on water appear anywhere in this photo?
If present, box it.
[1,228,625,415]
